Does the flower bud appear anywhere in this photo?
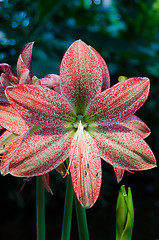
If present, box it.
[116,185,134,240]
[118,76,127,82]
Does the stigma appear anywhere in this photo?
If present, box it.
[72,115,88,129]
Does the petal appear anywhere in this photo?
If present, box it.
[16,42,34,83]
[89,46,110,90]
[1,73,11,88]
[85,77,150,124]
[1,134,25,175]
[70,121,101,208]
[1,73,18,88]
[0,85,7,104]
[37,74,61,93]
[41,174,53,195]
[0,130,18,154]
[119,115,150,139]
[89,124,156,171]
[19,69,30,84]
[5,84,75,128]
[60,40,103,114]
[113,166,125,183]
[0,63,16,77]
[0,104,29,134]
[3,128,72,177]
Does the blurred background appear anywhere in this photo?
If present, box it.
[0,0,159,239]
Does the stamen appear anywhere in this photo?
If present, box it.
[18,177,33,195]
[72,123,78,128]
[78,121,96,178]
[126,169,134,174]
[63,128,79,178]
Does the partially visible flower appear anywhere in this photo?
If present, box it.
[0,42,60,134]
[0,43,65,193]
[3,40,156,208]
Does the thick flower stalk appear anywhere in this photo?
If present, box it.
[2,40,156,208]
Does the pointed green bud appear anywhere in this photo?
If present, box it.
[116,185,134,240]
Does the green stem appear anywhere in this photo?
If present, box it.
[61,173,74,240]
[36,176,45,240]
[74,196,90,240]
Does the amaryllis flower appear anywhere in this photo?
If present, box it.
[2,40,156,208]
[0,42,60,134]
[0,43,35,159]
[0,42,65,193]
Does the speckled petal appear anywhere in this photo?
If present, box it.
[0,63,16,77]
[41,174,53,195]
[89,46,110,91]
[3,128,72,177]
[5,84,75,128]
[89,124,156,171]
[60,40,103,114]
[19,69,30,84]
[1,73,18,88]
[85,77,150,124]
[16,42,34,83]
[0,104,29,134]
[70,122,101,208]
[113,166,125,182]
[119,115,150,139]
[0,130,18,154]
[37,74,61,93]
[1,134,25,175]
[0,85,8,103]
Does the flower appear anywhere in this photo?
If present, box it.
[3,40,156,208]
[0,42,65,194]
[0,42,60,134]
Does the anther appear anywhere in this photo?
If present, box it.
[72,123,78,128]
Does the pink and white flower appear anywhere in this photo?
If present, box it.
[2,40,156,208]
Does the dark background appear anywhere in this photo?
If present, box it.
[0,0,159,239]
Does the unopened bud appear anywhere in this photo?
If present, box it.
[116,185,134,240]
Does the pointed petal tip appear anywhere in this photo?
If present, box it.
[113,167,125,183]
[24,41,34,48]
[69,39,88,50]
[40,174,54,195]
[77,196,98,209]
[119,115,151,139]
[142,77,150,82]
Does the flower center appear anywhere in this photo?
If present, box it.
[72,115,88,129]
